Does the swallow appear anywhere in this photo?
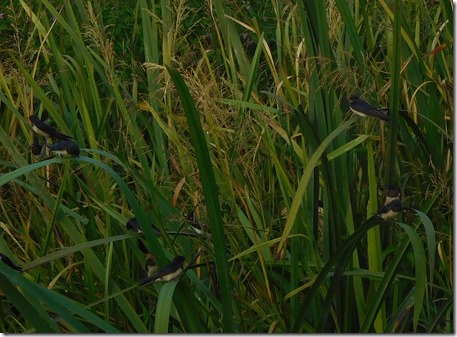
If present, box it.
[31,133,43,156]
[126,217,162,236]
[29,115,72,140]
[0,253,23,272]
[189,222,204,235]
[184,211,205,235]
[377,199,403,220]
[127,218,164,254]
[184,209,213,237]
[141,255,185,284]
[146,253,158,277]
[347,95,390,122]
[384,184,401,205]
[46,141,80,157]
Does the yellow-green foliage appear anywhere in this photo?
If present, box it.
[0,0,452,333]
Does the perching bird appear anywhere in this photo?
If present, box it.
[347,95,390,122]
[146,253,159,277]
[377,199,403,220]
[46,141,80,157]
[0,253,22,272]
[384,184,401,206]
[184,211,205,235]
[141,255,185,284]
[31,133,43,156]
[126,217,162,236]
[29,115,72,140]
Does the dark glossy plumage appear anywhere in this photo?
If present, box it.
[0,253,22,272]
[146,254,158,277]
[145,256,185,283]
[126,217,162,236]
[150,255,185,282]
[384,184,401,205]
[29,115,72,140]
[47,141,80,157]
[347,95,390,122]
[31,134,43,156]
[184,211,207,235]
[377,199,403,220]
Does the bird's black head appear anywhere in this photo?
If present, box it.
[126,217,140,231]
[0,253,22,271]
[31,135,43,156]
[67,142,80,156]
[347,95,360,103]
[385,184,400,197]
[146,254,156,267]
[31,145,42,156]
[29,115,39,123]
[173,256,185,264]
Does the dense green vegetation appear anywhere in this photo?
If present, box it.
[0,0,452,332]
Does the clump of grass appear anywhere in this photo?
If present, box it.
[0,0,452,333]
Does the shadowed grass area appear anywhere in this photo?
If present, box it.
[0,0,452,333]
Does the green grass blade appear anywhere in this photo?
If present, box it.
[411,209,436,286]
[361,221,427,332]
[0,263,119,332]
[385,0,403,184]
[396,223,427,331]
[0,272,59,332]
[366,141,385,331]
[154,281,180,333]
[23,234,134,271]
[292,215,381,331]
[167,66,233,331]
[276,118,355,254]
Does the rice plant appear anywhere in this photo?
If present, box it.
[0,0,452,332]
